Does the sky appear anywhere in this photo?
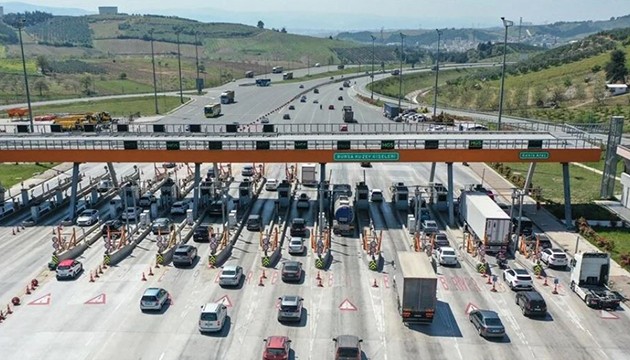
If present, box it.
[8,0,630,31]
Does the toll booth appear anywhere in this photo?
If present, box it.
[277,180,291,208]
[0,184,5,203]
[318,180,331,211]
[121,182,140,208]
[160,178,179,209]
[355,181,369,210]
[391,182,409,211]
[239,179,253,207]
[200,180,214,205]
[430,183,449,211]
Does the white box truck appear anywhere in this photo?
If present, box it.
[394,251,437,324]
[458,191,511,253]
[300,163,318,187]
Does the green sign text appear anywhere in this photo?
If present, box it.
[519,151,549,160]
[333,152,400,162]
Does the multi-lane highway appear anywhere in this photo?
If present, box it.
[0,70,629,360]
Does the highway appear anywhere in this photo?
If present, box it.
[0,67,629,360]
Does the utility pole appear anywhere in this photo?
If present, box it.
[175,27,183,104]
[17,19,34,133]
[149,29,159,114]
[433,29,442,118]
[498,17,513,131]
[194,32,201,94]
[398,33,405,109]
[370,35,376,100]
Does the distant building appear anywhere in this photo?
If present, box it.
[98,6,118,15]
[606,84,628,96]
[617,145,630,209]
[0,7,4,17]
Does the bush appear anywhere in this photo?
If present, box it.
[591,64,602,73]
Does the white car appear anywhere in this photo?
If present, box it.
[121,207,141,221]
[56,259,83,280]
[219,265,243,287]
[76,209,99,226]
[422,220,438,234]
[540,248,568,268]
[199,302,228,333]
[265,178,279,191]
[503,268,534,291]
[434,246,458,266]
[170,201,189,215]
[370,189,384,202]
[96,180,113,193]
[288,237,305,255]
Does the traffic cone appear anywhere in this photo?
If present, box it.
[31,279,38,288]
[16,227,20,233]
[25,285,31,295]
[89,272,95,282]
[552,284,558,295]
[155,262,160,269]
[95,269,100,278]
[11,297,20,306]
[372,279,378,288]
[141,272,147,281]
[316,271,321,280]
[6,304,12,314]
[486,275,492,285]
[317,277,323,287]
[12,228,15,236]
[543,277,549,286]
[258,275,264,286]
[262,270,267,279]
[98,265,103,274]
[491,282,497,292]
[148,267,154,276]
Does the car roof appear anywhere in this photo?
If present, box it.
[248,214,260,219]
[201,302,221,313]
[223,265,239,272]
[284,261,301,267]
[143,287,163,296]
[440,247,455,252]
[335,335,361,348]
[155,217,169,222]
[514,268,530,275]
[176,244,192,251]
[280,295,301,305]
[173,201,185,206]
[371,188,382,192]
[58,259,75,266]
[520,291,544,300]
[290,237,303,242]
[477,309,500,318]
[81,209,97,213]
[266,336,288,348]
[550,248,565,253]
[292,218,305,223]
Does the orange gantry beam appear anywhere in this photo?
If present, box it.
[0,148,601,163]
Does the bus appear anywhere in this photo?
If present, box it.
[204,103,221,118]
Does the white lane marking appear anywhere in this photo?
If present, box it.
[158,352,165,360]
[368,284,388,360]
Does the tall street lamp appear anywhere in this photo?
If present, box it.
[498,17,513,130]
[433,29,442,118]
[175,27,183,104]
[398,32,405,109]
[194,32,201,94]
[17,19,34,132]
[149,29,159,114]
[370,35,376,100]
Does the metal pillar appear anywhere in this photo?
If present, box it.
[192,163,201,218]
[523,163,536,194]
[319,163,326,240]
[562,163,573,230]
[67,163,80,221]
[447,162,454,227]
[429,163,437,183]
[106,162,119,188]
[600,116,624,199]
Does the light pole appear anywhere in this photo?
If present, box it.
[175,27,183,104]
[433,29,442,118]
[498,17,513,130]
[370,35,376,100]
[398,32,405,109]
[149,29,159,114]
[510,188,524,254]
[17,19,34,133]
[194,32,201,94]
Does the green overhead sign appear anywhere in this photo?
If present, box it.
[333,152,400,162]
[519,151,549,160]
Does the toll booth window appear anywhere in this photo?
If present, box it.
[399,194,408,202]
[358,193,368,200]
[438,194,447,202]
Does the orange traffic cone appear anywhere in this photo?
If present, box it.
[6,304,12,314]
[16,227,20,233]
[316,271,321,280]
[262,270,267,279]
[543,277,549,286]
[258,275,264,287]
[141,272,147,281]
[89,272,95,282]
[372,279,379,288]
[12,228,15,236]
[94,269,100,278]
[25,285,31,295]
[317,277,324,287]
[148,267,154,276]
[98,265,103,274]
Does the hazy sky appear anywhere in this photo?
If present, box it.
[16,0,630,29]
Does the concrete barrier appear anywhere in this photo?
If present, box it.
[106,226,151,266]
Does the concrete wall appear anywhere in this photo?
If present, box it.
[98,6,118,15]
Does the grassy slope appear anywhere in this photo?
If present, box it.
[0,163,59,188]
[31,96,186,117]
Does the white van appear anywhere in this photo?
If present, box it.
[199,302,227,333]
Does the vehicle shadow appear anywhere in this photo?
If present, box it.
[201,316,232,338]
[282,308,308,328]
[407,301,463,337]
[526,312,554,322]
[486,333,512,343]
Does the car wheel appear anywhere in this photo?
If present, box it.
[509,281,514,290]
[522,306,527,316]
[515,297,519,305]
[478,327,483,337]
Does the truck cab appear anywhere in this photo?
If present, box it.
[570,252,621,309]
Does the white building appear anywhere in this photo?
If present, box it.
[606,84,628,96]
[617,145,630,209]
[98,6,118,15]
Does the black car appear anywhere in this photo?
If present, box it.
[288,105,295,110]
[283,114,291,120]
[290,218,307,237]
[101,219,123,237]
[281,261,302,282]
[173,244,198,267]
[337,96,343,101]
[515,291,547,317]
[193,225,210,242]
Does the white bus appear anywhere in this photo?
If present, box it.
[204,103,221,118]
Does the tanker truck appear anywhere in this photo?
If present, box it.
[332,184,354,236]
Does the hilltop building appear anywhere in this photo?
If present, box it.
[98,6,118,15]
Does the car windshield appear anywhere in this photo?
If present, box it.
[200,312,217,321]
[290,240,302,246]
[338,348,359,357]
[485,318,502,326]
[442,250,456,256]
[280,305,298,311]
[553,253,567,258]
[267,349,286,356]
[292,222,305,229]
[57,265,71,270]
[222,270,236,276]
[284,265,299,272]
[174,250,188,256]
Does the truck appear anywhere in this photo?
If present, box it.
[383,103,401,119]
[272,66,283,74]
[282,72,293,80]
[394,251,437,324]
[342,80,350,88]
[570,252,622,309]
[342,106,354,123]
[300,163,318,187]
[332,184,354,236]
[220,90,235,104]
[204,103,221,118]
[255,78,271,87]
[458,191,511,253]
[245,70,254,78]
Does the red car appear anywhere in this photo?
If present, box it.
[262,336,291,360]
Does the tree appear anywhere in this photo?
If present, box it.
[36,55,50,75]
[605,49,628,83]
[79,75,93,95]
[33,79,49,96]
[257,20,264,29]
[280,27,287,33]
[119,72,127,80]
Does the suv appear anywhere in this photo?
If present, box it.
[151,218,173,234]
[422,220,438,234]
[333,335,363,360]
[503,268,534,291]
[246,214,262,231]
[173,244,197,267]
[170,201,189,215]
[76,209,99,226]
[288,237,305,255]
[262,336,291,360]
[56,259,83,280]
[296,193,310,209]
[193,225,210,242]
[198,302,227,333]
[290,218,307,237]
[434,246,458,266]
[370,189,383,202]
[515,291,547,317]
[140,287,169,312]
[97,179,113,193]
[266,178,279,191]
[281,261,303,282]
[433,232,450,249]
[121,207,141,221]
[540,248,568,268]
[241,165,255,177]
[139,192,157,207]
[277,295,303,322]
[525,233,552,250]
[219,264,243,287]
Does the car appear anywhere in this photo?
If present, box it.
[421,220,438,234]
[428,124,446,132]
[219,264,243,286]
[339,87,343,91]
[151,218,173,234]
[173,244,197,267]
[314,88,319,94]
[299,84,304,88]
[370,189,383,202]
[193,225,210,242]
[516,290,547,317]
[469,309,505,339]
[339,124,348,132]
[121,207,141,221]
[313,99,319,104]
[296,193,310,209]
[328,105,335,110]
[262,336,291,360]
[503,268,534,291]
[56,259,83,280]
[246,214,262,231]
[290,218,307,237]
[101,219,123,237]
[170,201,189,215]
[162,162,177,169]
[434,232,450,249]
[288,105,295,110]
[97,179,113,193]
[241,164,255,177]
[140,287,170,312]
[434,246,458,266]
[277,295,304,322]
[540,248,568,268]
[206,167,216,179]
[281,261,302,282]
[199,302,228,333]
[288,237,305,255]
[333,335,363,360]
[138,192,157,207]
[261,117,270,124]
[76,209,99,226]
[266,178,279,191]
[360,162,372,168]
[300,96,307,103]
[283,114,291,120]
[525,233,553,250]
[338,96,343,101]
